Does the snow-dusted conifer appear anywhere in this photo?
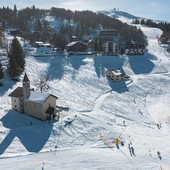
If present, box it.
[0,62,4,79]
[7,37,25,80]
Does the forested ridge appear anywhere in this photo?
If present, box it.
[0,6,146,47]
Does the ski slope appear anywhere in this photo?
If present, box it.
[0,22,170,169]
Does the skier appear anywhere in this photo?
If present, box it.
[121,141,124,146]
[42,162,45,170]
[128,144,132,155]
[131,146,135,156]
[138,109,141,114]
[148,149,152,157]
[159,123,162,128]
[157,151,162,160]
[115,139,119,149]
[123,120,126,126]
[140,111,143,116]
[30,121,32,125]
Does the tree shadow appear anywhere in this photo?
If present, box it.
[35,56,67,80]
[0,80,16,96]
[35,55,87,81]
[0,110,53,154]
[128,54,155,74]
[94,55,128,93]
[94,55,125,78]
[68,55,87,70]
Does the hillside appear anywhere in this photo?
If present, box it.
[97,9,141,20]
[99,9,170,40]
[0,7,146,47]
[0,13,170,170]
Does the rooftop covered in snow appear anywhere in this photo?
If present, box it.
[26,92,57,103]
[67,41,79,47]
[111,69,122,76]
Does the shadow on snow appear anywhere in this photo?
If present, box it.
[35,56,67,80]
[94,55,128,93]
[35,55,87,80]
[0,80,17,97]
[0,110,54,154]
[128,53,155,74]
[68,55,87,70]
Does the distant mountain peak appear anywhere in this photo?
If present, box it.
[97,9,141,20]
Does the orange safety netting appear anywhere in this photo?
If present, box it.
[100,134,114,148]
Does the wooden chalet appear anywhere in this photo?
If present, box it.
[66,41,87,51]
[106,69,130,81]
[10,29,23,36]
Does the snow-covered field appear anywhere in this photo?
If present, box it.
[0,20,170,169]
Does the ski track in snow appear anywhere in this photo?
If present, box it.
[0,18,170,169]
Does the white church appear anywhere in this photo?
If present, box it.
[9,73,58,121]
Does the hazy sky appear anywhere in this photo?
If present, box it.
[1,0,170,21]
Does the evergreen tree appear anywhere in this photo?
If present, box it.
[32,5,36,10]
[98,39,103,52]
[141,19,145,25]
[94,39,98,51]
[35,19,42,32]
[134,19,139,24]
[7,37,25,80]
[7,53,19,80]
[50,32,67,50]
[12,38,25,72]
[120,48,125,55]
[0,62,4,79]
[14,4,17,14]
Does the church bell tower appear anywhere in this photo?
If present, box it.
[22,73,30,100]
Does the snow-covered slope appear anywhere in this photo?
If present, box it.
[0,16,170,170]
[97,9,142,24]
[97,9,141,20]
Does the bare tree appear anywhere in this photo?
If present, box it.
[167,45,170,53]
[34,73,49,92]
[4,38,11,55]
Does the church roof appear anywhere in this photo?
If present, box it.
[23,73,29,82]
[26,92,57,104]
[9,87,23,98]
